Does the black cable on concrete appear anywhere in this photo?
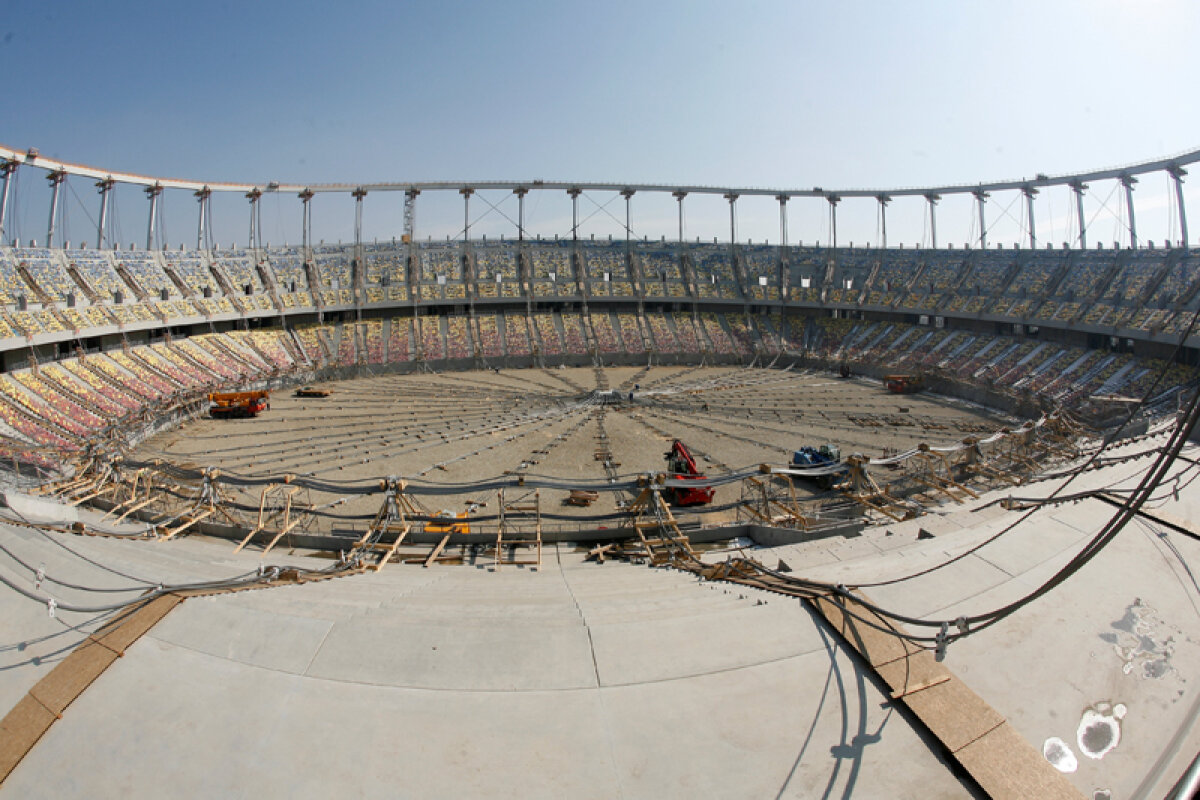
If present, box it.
[0,539,149,594]
[857,306,1200,592]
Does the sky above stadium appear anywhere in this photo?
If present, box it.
[2,0,1198,249]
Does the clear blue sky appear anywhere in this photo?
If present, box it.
[2,0,1198,249]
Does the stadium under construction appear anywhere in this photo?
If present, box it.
[0,145,1198,798]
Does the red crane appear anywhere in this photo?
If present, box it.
[663,440,716,506]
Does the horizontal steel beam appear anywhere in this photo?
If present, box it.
[3,142,1198,200]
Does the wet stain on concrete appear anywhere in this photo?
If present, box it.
[1099,598,1178,680]
[1042,736,1078,773]
[1076,702,1125,760]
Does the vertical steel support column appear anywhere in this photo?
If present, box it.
[299,189,314,256]
[973,189,989,249]
[568,188,581,241]
[620,187,634,247]
[514,187,529,292]
[925,193,940,249]
[514,187,528,241]
[673,190,688,296]
[724,193,739,284]
[0,160,15,245]
[246,189,261,249]
[1023,186,1038,249]
[776,194,789,298]
[877,194,891,250]
[46,170,66,248]
[195,187,211,251]
[145,184,162,250]
[1071,180,1088,249]
[195,190,204,250]
[352,187,365,283]
[460,187,473,241]
[826,194,840,249]
[723,192,738,244]
[1170,166,1189,248]
[777,194,789,249]
[403,188,419,241]
[673,190,686,243]
[353,187,365,249]
[1121,174,1138,248]
[404,188,419,287]
[95,178,114,249]
[621,188,636,278]
[352,187,366,316]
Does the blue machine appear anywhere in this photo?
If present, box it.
[790,444,845,489]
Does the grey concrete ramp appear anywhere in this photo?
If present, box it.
[0,543,978,799]
[1,590,974,800]
[304,618,599,690]
[587,600,820,686]
[599,650,968,799]
[150,598,335,675]
[3,637,623,800]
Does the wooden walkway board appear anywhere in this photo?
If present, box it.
[809,592,1083,800]
[0,594,182,785]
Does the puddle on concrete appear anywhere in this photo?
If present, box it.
[1077,702,1125,760]
[1099,598,1177,680]
[1042,737,1078,773]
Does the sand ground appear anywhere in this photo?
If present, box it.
[135,365,1016,536]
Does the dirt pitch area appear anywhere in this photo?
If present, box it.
[135,365,1017,536]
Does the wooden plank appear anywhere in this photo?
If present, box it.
[889,674,950,699]
[955,722,1082,800]
[52,475,95,494]
[91,594,183,654]
[809,592,1082,799]
[372,523,410,572]
[587,543,615,563]
[0,696,57,782]
[423,534,452,568]
[29,638,119,716]
[258,518,301,557]
[232,526,265,554]
[0,592,186,784]
[913,475,963,504]
[874,651,951,696]
[159,507,214,540]
[113,496,156,522]
[69,485,110,506]
[810,595,922,668]
[901,678,1005,752]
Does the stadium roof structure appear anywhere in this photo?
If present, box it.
[2,143,1198,252]
[4,142,1199,198]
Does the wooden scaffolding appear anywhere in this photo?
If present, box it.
[489,488,542,570]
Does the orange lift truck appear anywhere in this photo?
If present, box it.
[208,390,270,419]
[425,509,472,536]
[884,374,924,394]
